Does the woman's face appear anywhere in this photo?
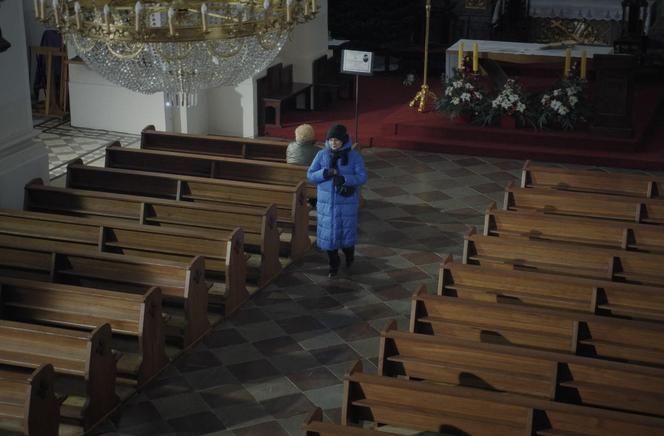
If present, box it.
[329,138,343,150]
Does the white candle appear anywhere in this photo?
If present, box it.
[304,0,309,15]
[40,0,45,19]
[168,7,175,36]
[103,4,110,33]
[34,0,39,18]
[134,2,142,32]
[52,0,60,26]
[310,0,316,14]
[286,0,292,22]
[201,3,208,32]
[74,1,81,29]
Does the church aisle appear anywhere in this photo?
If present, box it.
[83,148,522,435]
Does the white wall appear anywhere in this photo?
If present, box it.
[68,64,172,134]
[0,0,48,209]
[278,0,330,83]
[206,0,329,137]
[207,77,257,137]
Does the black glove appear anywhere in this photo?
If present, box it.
[333,175,345,186]
[323,168,337,179]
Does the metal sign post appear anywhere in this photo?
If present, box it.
[341,49,374,145]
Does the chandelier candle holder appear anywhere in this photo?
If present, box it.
[37,0,318,107]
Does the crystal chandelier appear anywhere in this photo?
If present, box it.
[35,0,318,106]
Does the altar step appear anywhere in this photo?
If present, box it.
[376,132,664,171]
[380,120,643,153]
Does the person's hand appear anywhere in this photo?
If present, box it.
[333,175,345,186]
[326,168,337,177]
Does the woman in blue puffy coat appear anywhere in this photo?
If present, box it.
[307,124,367,277]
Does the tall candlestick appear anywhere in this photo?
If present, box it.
[74,1,81,29]
[457,41,464,70]
[168,7,175,36]
[201,3,208,32]
[563,48,571,78]
[580,49,587,80]
[472,41,479,73]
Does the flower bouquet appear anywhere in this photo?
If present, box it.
[436,69,487,123]
[487,79,530,128]
[537,77,589,131]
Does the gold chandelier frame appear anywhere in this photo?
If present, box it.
[36,0,317,44]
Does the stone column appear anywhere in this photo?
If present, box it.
[0,0,49,209]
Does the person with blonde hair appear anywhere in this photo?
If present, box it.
[286,124,319,165]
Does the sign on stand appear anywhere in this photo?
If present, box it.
[341,50,374,146]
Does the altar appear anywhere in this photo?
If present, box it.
[445,39,614,78]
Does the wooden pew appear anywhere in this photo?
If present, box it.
[504,181,664,224]
[0,276,168,386]
[0,320,118,430]
[379,321,664,417]
[104,142,316,201]
[439,258,664,322]
[65,162,310,259]
[24,178,280,286]
[464,227,664,286]
[0,207,246,320]
[343,361,664,435]
[261,63,312,128]
[410,285,664,367]
[485,202,664,254]
[0,364,59,436]
[302,408,384,436]
[522,160,663,199]
[141,125,288,162]
[0,241,209,348]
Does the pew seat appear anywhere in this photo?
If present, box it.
[0,276,168,386]
[0,321,118,430]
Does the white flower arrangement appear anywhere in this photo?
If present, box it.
[436,70,487,120]
[538,78,588,131]
[487,78,530,127]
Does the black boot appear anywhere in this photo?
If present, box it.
[342,246,355,268]
[327,250,340,277]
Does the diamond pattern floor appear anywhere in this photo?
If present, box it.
[39,123,663,435]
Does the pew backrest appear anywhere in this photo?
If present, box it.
[0,364,59,436]
[522,160,662,199]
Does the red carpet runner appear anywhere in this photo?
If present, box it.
[264,74,664,171]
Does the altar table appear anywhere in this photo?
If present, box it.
[445,39,614,78]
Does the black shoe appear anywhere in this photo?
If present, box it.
[328,268,338,278]
[345,253,354,268]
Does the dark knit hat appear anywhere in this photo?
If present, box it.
[326,124,348,143]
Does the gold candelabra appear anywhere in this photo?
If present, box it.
[409,0,437,112]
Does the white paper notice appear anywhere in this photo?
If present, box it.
[341,50,374,75]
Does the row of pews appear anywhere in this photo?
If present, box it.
[303,161,664,435]
[0,127,316,435]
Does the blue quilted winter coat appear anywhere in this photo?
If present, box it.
[307,138,367,251]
